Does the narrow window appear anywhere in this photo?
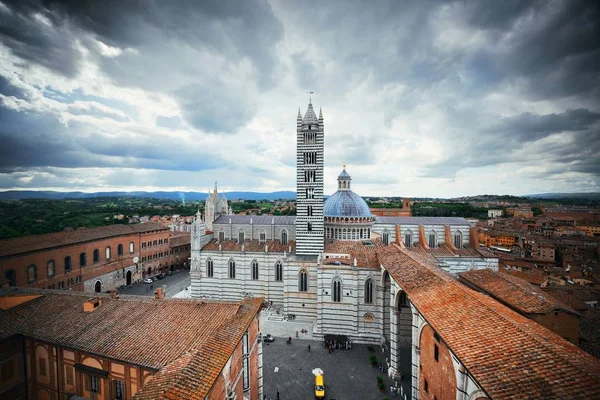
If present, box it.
[164,238,168,245]
[114,380,124,399]
[259,231,266,243]
[364,279,373,304]
[64,256,72,272]
[219,231,225,243]
[47,260,56,278]
[307,222,313,231]
[238,230,245,243]
[428,231,437,248]
[252,260,259,280]
[383,230,390,246]
[129,242,135,253]
[424,379,428,393]
[281,230,288,245]
[434,344,439,362]
[242,331,250,391]
[5,270,16,287]
[404,231,412,247]
[454,230,463,248]
[27,264,37,283]
[275,261,283,281]
[228,259,236,279]
[299,270,308,292]
[207,259,214,277]
[105,246,111,260]
[118,244,123,256]
[333,279,341,302]
[80,252,86,267]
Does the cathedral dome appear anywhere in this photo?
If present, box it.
[324,190,372,217]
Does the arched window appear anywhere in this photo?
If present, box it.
[129,242,135,253]
[259,230,266,243]
[5,270,16,287]
[79,252,86,267]
[64,256,72,272]
[228,259,236,279]
[399,291,409,307]
[299,270,308,292]
[238,229,245,243]
[281,230,288,245]
[364,279,374,304]
[105,246,111,260]
[207,258,214,278]
[332,278,342,302]
[275,261,283,281]
[118,244,123,256]
[404,230,413,248]
[454,231,463,248]
[428,231,437,248]
[26,264,37,283]
[93,249,100,263]
[382,230,390,246]
[47,260,56,278]
[307,222,312,231]
[94,281,102,293]
[251,260,259,280]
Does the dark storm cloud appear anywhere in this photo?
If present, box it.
[488,109,600,142]
[0,106,223,172]
[0,0,283,132]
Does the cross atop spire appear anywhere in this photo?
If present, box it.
[306,89,314,104]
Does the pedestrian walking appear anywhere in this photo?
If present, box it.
[276,389,280,400]
[308,344,311,352]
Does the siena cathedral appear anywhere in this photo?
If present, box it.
[190,100,498,344]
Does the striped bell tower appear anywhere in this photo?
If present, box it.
[296,99,324,256]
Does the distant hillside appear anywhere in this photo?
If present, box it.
[0,190,297,201]
[527,192,600,200]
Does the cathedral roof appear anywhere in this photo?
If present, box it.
[324,190,372,217]
[338,169,351,179]
[213,215,295,225]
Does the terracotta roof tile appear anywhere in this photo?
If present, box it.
[459,269,578,315]
[170,234,191,247]
[377,245,600,399]
[324,239,384,268]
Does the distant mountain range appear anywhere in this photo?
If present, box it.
[526,192,600,200]
[0,190,297,201]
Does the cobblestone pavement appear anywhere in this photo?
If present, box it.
[263,337,411,400]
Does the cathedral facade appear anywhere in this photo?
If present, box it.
[190,101,498,345]
[203,182,231,231]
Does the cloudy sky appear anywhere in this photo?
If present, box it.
[0,0,598,198]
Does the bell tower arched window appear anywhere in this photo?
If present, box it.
[382,230,390,246]
[404,230,413,247]
[428,231,437,248]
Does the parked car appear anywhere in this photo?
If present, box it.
[262,334,275,343]
[143,278,153,284]
[166,271,173,276]
[152,276,158,281]
[156,274,165,280]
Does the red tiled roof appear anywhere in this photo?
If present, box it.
[170,234,191,247]
[377,245,600,399]
[202,239,295,253]
[324,239,384,268]
[0,222,168,258]
[459,269,578,315]
[0,288,250,370]
[500,268,548,286]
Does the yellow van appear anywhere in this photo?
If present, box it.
[315,374,325,399]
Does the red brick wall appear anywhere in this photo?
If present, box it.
[0,233,141,289]
[139,230,172,276]
[419,325,457,400]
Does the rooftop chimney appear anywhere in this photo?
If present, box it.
[83,297,102,312]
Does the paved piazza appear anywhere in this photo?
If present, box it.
[261,310,411,400]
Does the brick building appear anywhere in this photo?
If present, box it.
[0,288,263,400]
[0,223,190,294]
